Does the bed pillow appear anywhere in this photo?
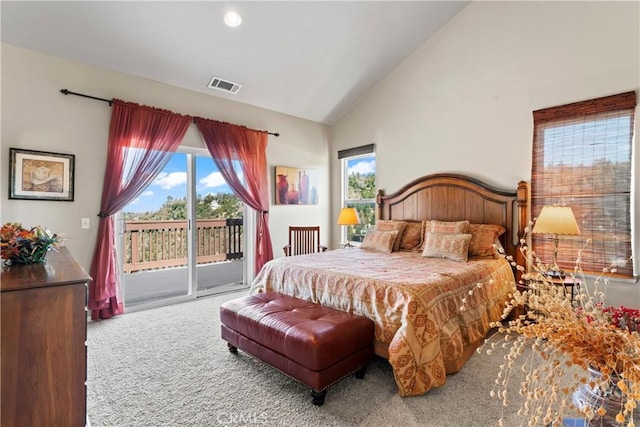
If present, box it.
[421,232,472,262]
[360,230,399,253]
[429,220,470,234]
[375,220,406,252]
[398,221,424,251]
[415,220,432,252]
[468,224,506,258]
[418,220,469,252]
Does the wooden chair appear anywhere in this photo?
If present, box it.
[283,226,327,256]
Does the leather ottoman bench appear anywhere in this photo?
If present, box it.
[219,291,374,405]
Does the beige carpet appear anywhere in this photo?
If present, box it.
[87,291,541,427]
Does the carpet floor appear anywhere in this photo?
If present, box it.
[87,291,533,427]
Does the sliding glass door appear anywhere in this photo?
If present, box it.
[121,152,190,307]
[120,149,245,309]
[193,155,245,295]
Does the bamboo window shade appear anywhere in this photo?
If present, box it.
[531,91,636,277]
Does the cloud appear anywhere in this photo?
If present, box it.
[153,172,187,189]
[199,171,227,188]
[348,160,376,175]
[129,197,140,205]
[141,190,154,197]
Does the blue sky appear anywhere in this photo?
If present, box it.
[124,153,376,214]
[125,153,232,213]
[348,155,376,175]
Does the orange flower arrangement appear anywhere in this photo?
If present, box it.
[0,222,59,265]
[464,225,640,426]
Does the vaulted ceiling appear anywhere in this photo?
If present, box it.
[1,1,468,124]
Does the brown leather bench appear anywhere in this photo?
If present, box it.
[220,291,374,405]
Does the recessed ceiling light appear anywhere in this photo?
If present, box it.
[224,11,242,28]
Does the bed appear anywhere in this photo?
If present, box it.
[251,173,529,396]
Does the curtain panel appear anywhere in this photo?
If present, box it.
[88,100,191,320]
[194,118,274,274]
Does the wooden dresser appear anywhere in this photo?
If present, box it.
[1,247,91,427]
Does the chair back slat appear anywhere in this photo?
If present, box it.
[285,226,322,256]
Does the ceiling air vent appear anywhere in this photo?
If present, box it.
[208,76,242,94]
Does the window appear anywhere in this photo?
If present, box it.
[531,91,636,277]
[338,145,376,244]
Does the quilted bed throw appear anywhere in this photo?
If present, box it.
[250,249,515,396]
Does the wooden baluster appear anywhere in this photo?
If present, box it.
[130,229,139,273]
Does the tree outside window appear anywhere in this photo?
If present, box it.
[343,154,376,244]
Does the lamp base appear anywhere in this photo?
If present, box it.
[548,237,565,279]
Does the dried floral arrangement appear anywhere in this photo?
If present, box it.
[0,222,59,265]
[464,225,639,427]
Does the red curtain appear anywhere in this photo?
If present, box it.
[89,100,191,320]
[194,118,274,274]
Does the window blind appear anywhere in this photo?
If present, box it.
[531,91,636,277]
[337,144,375,159]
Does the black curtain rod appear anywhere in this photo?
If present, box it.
[60,88,113,105]
[59,88,280,137]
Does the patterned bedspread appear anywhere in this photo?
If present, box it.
[250,248,516,397]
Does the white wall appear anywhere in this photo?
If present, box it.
[1,44,330,275]
[2,2,639,306]
[331,1,640,306]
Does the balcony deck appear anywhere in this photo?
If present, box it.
[124,260,245,307]
[122,219,245,307]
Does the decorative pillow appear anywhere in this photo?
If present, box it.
[416,220,432,252]
[398,221,424,251]
[421,232,472,262]
[468,224,506,258]
[360,230,399,253]
[429,220,470,234]
[418,220,468,252]
[375,220,406,252]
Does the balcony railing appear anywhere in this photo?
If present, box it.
[123,219,243,273]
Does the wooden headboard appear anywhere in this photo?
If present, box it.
[376,173,529,263]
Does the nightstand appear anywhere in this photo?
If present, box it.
[526,273,581,313]
[546,274,581,304]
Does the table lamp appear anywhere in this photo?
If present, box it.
[337,207,361,247]
[532,205,580,275]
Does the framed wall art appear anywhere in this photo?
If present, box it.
[274,166,319,205]
[9,148,75,201]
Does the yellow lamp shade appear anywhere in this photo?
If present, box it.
[337,207,360,226]
[532,206,580,236]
